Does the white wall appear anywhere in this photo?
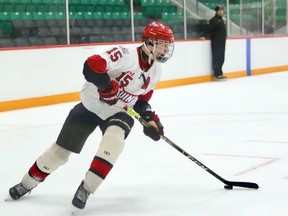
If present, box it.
[223,38,247,73]
[250,37,288,69]
[0,36,287,103]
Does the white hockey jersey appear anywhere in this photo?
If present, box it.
[80,45,162,120]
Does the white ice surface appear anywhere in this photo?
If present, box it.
[1,72,288,216]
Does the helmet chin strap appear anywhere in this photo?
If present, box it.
[143,41,156,65]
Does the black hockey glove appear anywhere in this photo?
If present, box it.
[97,80,119,105]
[141,111,164,141]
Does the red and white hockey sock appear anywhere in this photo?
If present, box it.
[89,156,113,180]
[21,162,50,190]
[84,156,113,193]
[83,126,125,193]
[28,161,50,182]
[21,143,71,190]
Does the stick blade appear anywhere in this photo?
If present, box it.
[226,181,259,189]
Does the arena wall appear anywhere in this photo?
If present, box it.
[0,36,287,111]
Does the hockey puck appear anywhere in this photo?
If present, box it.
[224,185,233,190]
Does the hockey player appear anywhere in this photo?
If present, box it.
[9,21,175,209]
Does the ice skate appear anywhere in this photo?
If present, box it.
[214,75,227,81]
[9,183,31,200]
[72,181,90,209]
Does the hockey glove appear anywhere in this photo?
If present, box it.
[97,80,119,105]
[142,111,164,141]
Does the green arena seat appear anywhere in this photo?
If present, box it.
[26,4,38,12]
[37,4,49,12]
[58,4,65,12]
[80,0,91,4]
[97,0,109,5]
[133,12,144,19]
[44,12,56,19]
[14,4,27,12]
[103,12,112,19]
[22,12,34,20]
[54,11,65,19]
[48,5,59,12]
[74,12,84,19]
[2,21,16,39]
[3,3,14,12]
[32,12,45,19]
[141,0,156,6]
[0,12,10,20]
[10,12,23,20]
[120,11,130,19]
[156,0,172,6]
[83,11,94,19]
[93,12,103,19]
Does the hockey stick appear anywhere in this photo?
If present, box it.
[125,107,259,190]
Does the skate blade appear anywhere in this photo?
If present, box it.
[4,195,14,202]
[71,205,83,216]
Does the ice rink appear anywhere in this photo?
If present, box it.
[1,71,288,216]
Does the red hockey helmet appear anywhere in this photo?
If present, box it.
[142,21,175,63]
[142,21,175,42]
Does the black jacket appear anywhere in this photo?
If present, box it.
[205,14,227,42]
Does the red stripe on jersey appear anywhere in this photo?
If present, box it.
[87,55,107,74]
[28,162,49,182]
[89,156,113,179]
[138,90,153,101]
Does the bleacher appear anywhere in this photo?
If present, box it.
[1,0,286,47]
[198,0,287,32]
[0,0,188,47]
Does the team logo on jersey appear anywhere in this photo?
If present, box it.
[141,77,151,90]
[119,46,129,54]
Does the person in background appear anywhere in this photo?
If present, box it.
[8,21,175,210]
[202,4,227,81]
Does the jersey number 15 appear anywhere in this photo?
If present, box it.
[106,47,122,62]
